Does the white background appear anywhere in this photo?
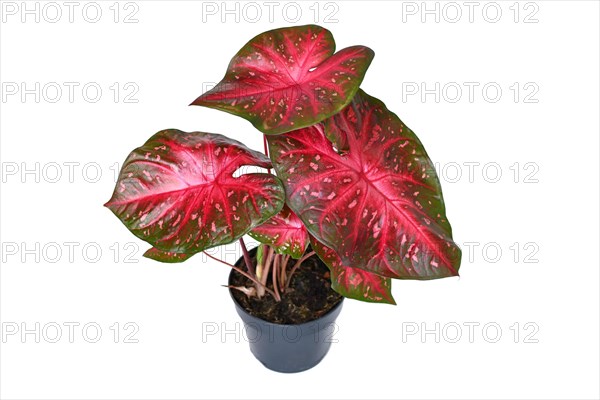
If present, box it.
[1,1,599,399]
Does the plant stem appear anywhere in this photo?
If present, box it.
[261,245,274,287]
[263,134,269,157]
[203,251,277,298]
[279,254,289,291]
[272,254,281,302]
[263,134,273,174]
[238,237,255,276]
[285,251,316,291]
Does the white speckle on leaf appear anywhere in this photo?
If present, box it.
[373,224,381,239]
[172,214,182,227]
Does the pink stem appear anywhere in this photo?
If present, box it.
[263,134,269,157]
[272,254,281,301]
[280,254,289,291]
[238,238,255,276]
[203,251,276,298]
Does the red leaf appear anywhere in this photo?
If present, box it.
[143,247,194,263]
[268,90,461,279]
[191,25,374,135]
[310,237,396,304]
[105,129,285,254]
[249,205,308,259]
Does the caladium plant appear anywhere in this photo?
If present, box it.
[106,25,461,306]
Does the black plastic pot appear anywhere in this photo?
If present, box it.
[229,264,344,373]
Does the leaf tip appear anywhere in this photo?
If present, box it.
[141,248,153,259]
[189,96,202,106]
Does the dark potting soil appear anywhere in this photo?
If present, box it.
[230,247,343,325]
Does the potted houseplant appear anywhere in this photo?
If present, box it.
[105,25,461,373]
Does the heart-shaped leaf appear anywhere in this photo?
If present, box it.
[191,24,374,135]
[249,205,308,259]
[143,247,195,263]
[310,237,395,304]
[105,129,285,254]
[268,90,461,279]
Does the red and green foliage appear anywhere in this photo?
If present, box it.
[105,129,285,255]
[106,25,460,305]
[268,90,461,280]
[143,247,194,263]
[310,236,395,304]
[191,25,373,135]
[249,205,309,259]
